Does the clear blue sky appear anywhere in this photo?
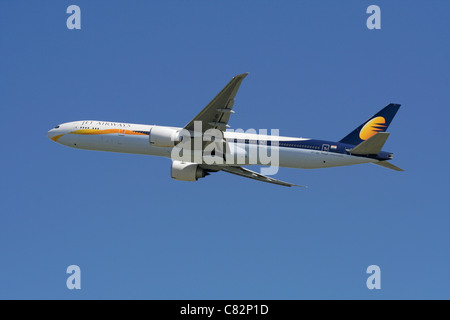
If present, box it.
[1,1,449,299]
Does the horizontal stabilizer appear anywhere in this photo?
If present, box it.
[373,161,404,171]
[350,132,389,155]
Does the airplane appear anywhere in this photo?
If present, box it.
[47,73,403,187]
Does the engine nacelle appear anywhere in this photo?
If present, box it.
[149,126,182,147]
[171,161,208,181]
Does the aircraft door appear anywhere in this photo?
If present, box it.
[117,129,127,145]
[322,144,330,154]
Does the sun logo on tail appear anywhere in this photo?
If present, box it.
[359,116,387,140]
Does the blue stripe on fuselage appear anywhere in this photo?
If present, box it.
[227,138,392,161]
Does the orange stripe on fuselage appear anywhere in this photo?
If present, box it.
[51,134,65,142]
[68,129,147,136]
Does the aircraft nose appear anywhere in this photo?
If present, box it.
[47,128,62,142]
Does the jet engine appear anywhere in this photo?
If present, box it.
[149,126,182,147]
[171,161,208,181]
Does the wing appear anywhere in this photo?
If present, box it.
[216,166,306,188]
[184,73,248,133]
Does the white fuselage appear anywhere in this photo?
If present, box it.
[47,120,376,169]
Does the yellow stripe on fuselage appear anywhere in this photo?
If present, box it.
[68,129,147,136]
[51,134,65,142]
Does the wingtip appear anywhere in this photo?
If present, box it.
[235,72,249,78]
[292,184,308,188]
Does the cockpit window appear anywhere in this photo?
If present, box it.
[54,126,60,129]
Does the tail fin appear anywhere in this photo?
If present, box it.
[339,103,400,145]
